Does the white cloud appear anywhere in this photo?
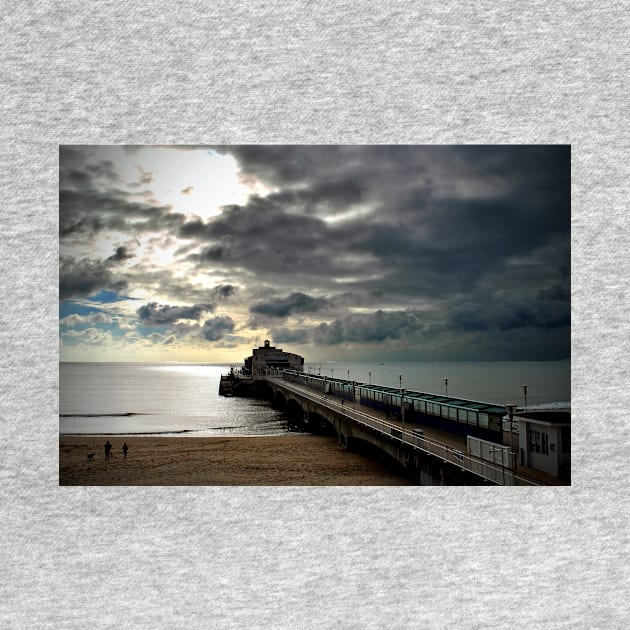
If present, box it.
[63,327,113,345]
[60,312,113,326]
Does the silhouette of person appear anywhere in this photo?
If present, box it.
[104,440,112,460]
[122,442,128,460]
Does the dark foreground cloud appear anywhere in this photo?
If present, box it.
[60,258,128,299]
[250,292,330,319]
[267,326,312,345]
[495,301,570,331]
[59,187,185,238]
[313,310,425,345]
[201,316,235,341]
[59,147,186,239]
[137,302,214,325]
[107,246,135,264]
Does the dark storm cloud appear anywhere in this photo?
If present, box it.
[211,284,237,299]
[538,283,571,302]
[214,145,354,187]
[189,146,570,296]
[59,147,186,239]
[60,147,121,185]
[137,302,214,325]
[495,301,570,331]
[449,304,489,332]
[176,145,570,359]
[59,258,128,299]
[268,326,312,344]
[201,316,235,341]
[180,197,338,275]
[313,310,425,345]
[445,294,570,335]
[106,246,135,264]
[250,292,330,318]
[59,188,185,237]
[262,178,367,217]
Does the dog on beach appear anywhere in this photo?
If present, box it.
[87,452,95,461]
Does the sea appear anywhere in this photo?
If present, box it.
[59,360,570,437]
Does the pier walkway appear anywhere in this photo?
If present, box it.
[263,375,551,486]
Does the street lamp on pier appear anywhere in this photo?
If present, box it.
[444,377,448,397]
[506,404,517,469]
[399,374,402,389]
[368,371,371,385]
[522,385,528,411]
[401,387,406,443]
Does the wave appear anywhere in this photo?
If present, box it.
[61,428,200,436]
[59,412,143,418]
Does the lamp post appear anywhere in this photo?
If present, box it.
[523,385,528,411]
[506,404,516,469]
[368,371,371,385]
[401,387,406,442]
[444,377,448,397]
[347,370,351,405]
[399,374,402,389]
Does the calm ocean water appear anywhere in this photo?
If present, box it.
[59,360,570,436]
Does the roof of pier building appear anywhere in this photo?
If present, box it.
[354,382,506,416]
[511,410,571,425]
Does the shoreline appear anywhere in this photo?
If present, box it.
[59,435,414,486]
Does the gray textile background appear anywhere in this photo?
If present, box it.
[1,1,628,627]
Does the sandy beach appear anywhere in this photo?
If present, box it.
[59,435,414,486]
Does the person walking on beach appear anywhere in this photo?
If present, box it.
[122,442,128,460]
[104,440,112,460]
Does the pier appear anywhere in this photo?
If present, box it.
[222,368,563,485]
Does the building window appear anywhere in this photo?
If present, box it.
[529,430,549,455]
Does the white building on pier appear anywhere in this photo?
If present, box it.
[244,340,304,376]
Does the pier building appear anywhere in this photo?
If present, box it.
[515,408,571,479]
[244,340,304,376]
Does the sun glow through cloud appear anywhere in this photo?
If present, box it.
[129,148,255,221]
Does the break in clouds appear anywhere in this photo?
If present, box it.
[59,145,570,362]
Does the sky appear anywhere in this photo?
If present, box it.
[59,145,570,363]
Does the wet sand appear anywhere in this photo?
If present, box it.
[59,435,414,486]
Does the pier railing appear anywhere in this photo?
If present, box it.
[265,375,537,486]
